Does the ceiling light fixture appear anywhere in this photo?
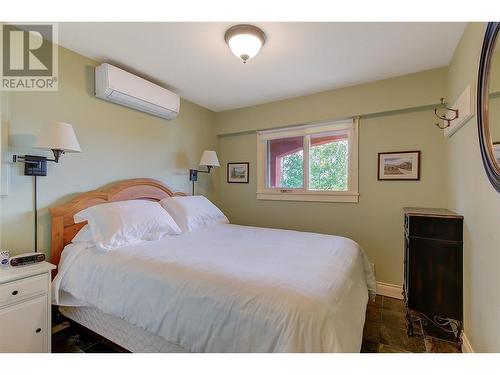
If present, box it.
[224,24,266,64]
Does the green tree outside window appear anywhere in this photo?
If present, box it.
[280,140,348,190]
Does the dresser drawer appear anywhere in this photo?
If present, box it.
[0,274,48,307]
[407,216,463,241]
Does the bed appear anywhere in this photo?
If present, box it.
[50,178,376,353]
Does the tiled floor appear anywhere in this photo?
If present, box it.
[52,295,461,353]
[362,295,461,353]
[52,321,123,353]
[52,328,122,353]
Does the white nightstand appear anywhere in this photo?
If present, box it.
[0,261,56,353]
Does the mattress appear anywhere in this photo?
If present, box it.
[53,223,376,352]
[59,305,188,353]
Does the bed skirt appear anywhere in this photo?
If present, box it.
[59,306,190,353]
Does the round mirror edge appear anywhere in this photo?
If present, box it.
[477,21,500,193]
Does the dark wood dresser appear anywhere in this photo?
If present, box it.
[403,207,463,345]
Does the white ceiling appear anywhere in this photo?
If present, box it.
[58,22,466,112]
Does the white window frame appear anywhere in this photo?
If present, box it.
[257,118,359,203]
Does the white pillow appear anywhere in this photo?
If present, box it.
[74,200,182,251]
[72,224,93,243]
[159,196,229,232]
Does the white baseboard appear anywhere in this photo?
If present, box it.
[376,282,403,300]
[461,332,474,353]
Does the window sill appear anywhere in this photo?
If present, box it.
[256,192,359,203]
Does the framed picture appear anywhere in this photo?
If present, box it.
[494,142,500,165]
[227,162,249,183]
[378,151,420,180]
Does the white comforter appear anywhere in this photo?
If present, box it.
[53,224,376,353]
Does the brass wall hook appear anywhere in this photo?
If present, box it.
[434,98,459,129]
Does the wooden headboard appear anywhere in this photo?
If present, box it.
[49,178,186,269]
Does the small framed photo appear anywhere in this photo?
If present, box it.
[378,151,421,180]
[227,162,249,183]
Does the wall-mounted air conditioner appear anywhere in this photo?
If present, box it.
[95,63,180,120]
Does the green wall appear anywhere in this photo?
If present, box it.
[216,69,448,286]
[0,46,217,257]
[445,22,500,352]
[216,67,447,135]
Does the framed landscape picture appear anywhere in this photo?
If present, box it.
[227,162,249,183]
[378,151,420,180]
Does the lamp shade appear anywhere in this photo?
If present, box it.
[199,150,219,167]
[34,122,82,153]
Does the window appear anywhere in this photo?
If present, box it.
[257,119,359,202]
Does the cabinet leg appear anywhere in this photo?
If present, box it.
[405,309,414,337]
[456,321,463,351]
